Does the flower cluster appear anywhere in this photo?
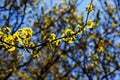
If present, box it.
[43,33,60,46]
[86,4,94,12]
[97,40,105,52]
[87,19,99,28]
[0,27,33,51]
[62,29,76,44]
[77,24,86,34]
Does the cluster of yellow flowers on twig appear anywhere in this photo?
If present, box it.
[0,27,33,51]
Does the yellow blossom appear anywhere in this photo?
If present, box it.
[0,27,33,51]
[8,47,16,51]
[78,24,82,29]
[60,54,67,58]
[87,19,95,28]
[29,41,35,47]
[97,40,105,52]
[112,22,117,28]
[94,61,98,66]
[91,54,99,60]
[3,27,11,33]
[13,32,23,44]
[22,28,33,38]
[51,33,56,40]
[97,46,104,52]
[18,28,33,39]
[51,33,60,46]
[3,34,13,42]
[77,24,86,34]
[58,52,67,58]
[106,56,110,61]
[44,33,60,46]
[93,23,99,28]
[91,61,98,68]
[90,34,95,39]
[86,4,94,12]
[62,29,76,44]
[53,6,58,14]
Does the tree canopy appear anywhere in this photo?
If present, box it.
[0,0,120,80]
